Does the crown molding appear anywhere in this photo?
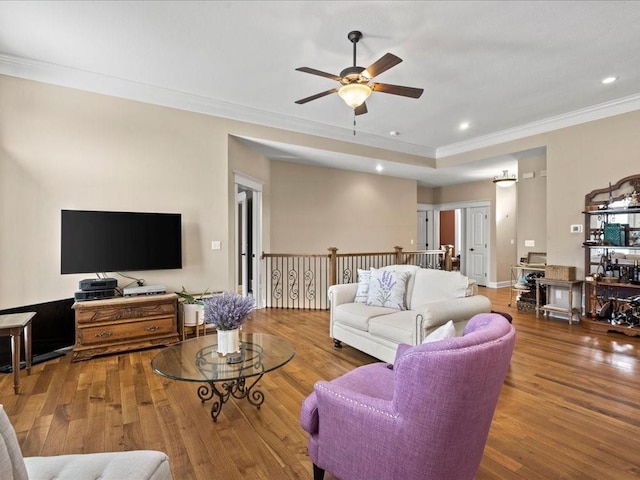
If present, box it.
[0,53,435,159]
[436,93,640,158]
[5,52,637,162]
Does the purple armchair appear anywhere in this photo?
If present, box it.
[300,313,516,480]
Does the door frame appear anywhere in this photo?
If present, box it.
[432,200,491,282]
[234,171,264,308]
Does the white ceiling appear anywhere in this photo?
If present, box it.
[2,1,640,187]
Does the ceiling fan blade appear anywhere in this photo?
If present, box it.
[295,67,342,82]
[295,88,339,104]
[371,83,424,98]
[354,102,368,116]
[364,53,402,78]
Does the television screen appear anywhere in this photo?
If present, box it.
[61,210,182,274]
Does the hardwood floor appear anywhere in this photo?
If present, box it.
[2,287,640,479]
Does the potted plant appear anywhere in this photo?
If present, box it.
[203,292,255,355]
[177,287,209,327]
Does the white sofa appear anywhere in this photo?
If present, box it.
[0,405,173,480]
[328,265,491,363]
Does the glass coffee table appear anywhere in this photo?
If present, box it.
[151,332,295,422]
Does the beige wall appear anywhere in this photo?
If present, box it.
[417,186,434,204]
[269,160,417,252]
[432,180,494,206]
[0,75,420,308]
[440,109,640,280]
[0,75,231,306]
[495,185,518,284]
[544,111,640,278]
[3,73,640,308]
[517,154,547,261]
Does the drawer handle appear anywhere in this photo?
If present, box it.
[145,325,160,332]
[95,331,114,338]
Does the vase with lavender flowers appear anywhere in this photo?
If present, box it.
[203,292,255,355]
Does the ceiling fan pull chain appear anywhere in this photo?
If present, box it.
[353,111,357,135]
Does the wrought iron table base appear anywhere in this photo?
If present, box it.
[197,374,265,422]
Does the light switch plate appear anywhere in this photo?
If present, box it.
[525,240,535,247]
[211,240,221,250]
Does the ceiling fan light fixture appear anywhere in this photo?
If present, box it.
[338,83,371,108]
[493,170,517,187]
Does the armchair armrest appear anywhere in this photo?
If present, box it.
[327,283,358,307]
[300,392,319,434]
[414,295,491,341]
[314,381,398,422]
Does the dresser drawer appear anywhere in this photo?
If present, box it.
[78,316,176,346]
[75,300,176,324]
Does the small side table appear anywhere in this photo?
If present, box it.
[0,312,35,394]
[535,278,583,324]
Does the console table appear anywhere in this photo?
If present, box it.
[72,293,179,361]
[535,278,583,324]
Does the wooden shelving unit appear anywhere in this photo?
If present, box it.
[582,174,640,335]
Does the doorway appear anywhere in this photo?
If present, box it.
[431,202,490,286]
[234,173,263,307]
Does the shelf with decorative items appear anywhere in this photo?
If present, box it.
[583,174,640,336]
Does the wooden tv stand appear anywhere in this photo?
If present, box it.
[72,293,179,362]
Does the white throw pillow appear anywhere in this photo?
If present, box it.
[366,269,409,310]
[422,320,457,344]
[354,269,371,303]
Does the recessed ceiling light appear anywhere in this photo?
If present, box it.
[601,76,618,84]
[459,122,470,130]
[389,131,400,136]
[376,165,383,172]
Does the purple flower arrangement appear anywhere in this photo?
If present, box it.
[204,292,255,330]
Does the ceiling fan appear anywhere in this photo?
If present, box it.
[295,30,424,115]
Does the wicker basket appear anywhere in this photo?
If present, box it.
[517,300,536,312]
[545,265,576,281]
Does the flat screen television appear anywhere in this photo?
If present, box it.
[61,209,182,274]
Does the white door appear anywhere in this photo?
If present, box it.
[416,209,434,250]
[417,211,427,250]
[466,206,489,286]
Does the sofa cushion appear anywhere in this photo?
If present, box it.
[333,303,398,331]
[422,320,457,344]
[366,269,410,310]
[380,264,419,301]
[354,269,371,303]
[409,269,470,308]
[368,310,418,344]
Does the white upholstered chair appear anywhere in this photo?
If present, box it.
[0,405,173,480]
